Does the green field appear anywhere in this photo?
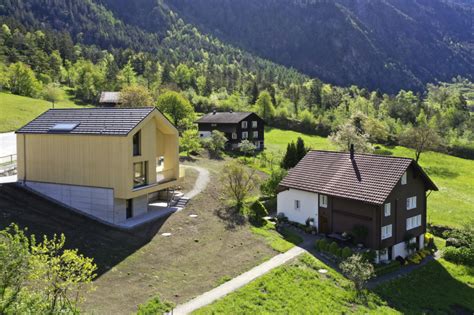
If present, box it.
[264,127,474,228]
[195,254,473,314]
[0,91,91,132]
[195,254,396,314]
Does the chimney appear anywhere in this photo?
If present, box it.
[229,109,233,113]
[350,144,355,160]
[212,109,216,115]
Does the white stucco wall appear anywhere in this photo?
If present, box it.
[277,188,319,226]
[26,181,116,223]
[391,234,424,259]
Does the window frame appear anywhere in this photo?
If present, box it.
[406,214,422,230]
[133,161,148,188]
[232,132,237,140]
[381,224,392,240]
[406,196,417,210]
[133,131,141,156]
[252,121,258,128]
[241,121,248,129]
[319,194,328,208]
[253,131,258,138]
[242,131,248,139]
[401,172,407,185]
[294,200,300,210]
[384,203,391,217]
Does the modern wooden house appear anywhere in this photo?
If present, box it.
[16,107,183,225]
[195,111,264,150]
[277,146,438,262]
[99,92,121,106]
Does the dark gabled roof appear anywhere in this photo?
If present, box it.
[279,150,438,205]
[195,111,260,124]
[99,92,121,103]
[16,107,155,136]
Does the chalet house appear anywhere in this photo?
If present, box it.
[277,146,438,261]
[195,111,264,150]
[99,92,121,106]
[16,107,183,225]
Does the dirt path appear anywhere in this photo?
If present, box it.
[182,165,210,199]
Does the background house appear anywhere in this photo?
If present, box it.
[99,92,121,106]
[16,107,182,225]
[195,111,264,150]
[277,147,438,261]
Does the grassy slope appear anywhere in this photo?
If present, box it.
[195,254,397,314]
[195,254,474,314]
[0,90,90,132]
[264,127,474,228]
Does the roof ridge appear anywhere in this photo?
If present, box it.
[47,107,155,110]
[309,149,414,161]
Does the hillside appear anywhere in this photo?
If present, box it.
[2,1,472,93]
[0,91,90,132]
[108,0,473,92]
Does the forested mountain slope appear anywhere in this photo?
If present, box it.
[162,0,474,92]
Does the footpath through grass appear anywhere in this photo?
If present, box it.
[264,127,474,228]
[0,90,91,132]
[194,253,397,314]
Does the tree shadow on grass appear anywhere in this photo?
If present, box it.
[0,183,170,277]
[214,206,246,230]
[372,259,474,314]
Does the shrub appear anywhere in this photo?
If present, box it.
[341,247,353,259]
[446,238,462,248]
[424,233,434,247]
[336,248,343,258]
[329,242,339,256]
[319,239,328,252]
[375,261,401,276]
[339,254,375,295]
[137,296,174,315]
[314,240,321,251]
[276,213,288,223]
[362,250,376,263]
[249,201,268,226]
[443,247,474,266]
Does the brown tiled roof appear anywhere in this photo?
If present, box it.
[279,150,437,205]
[195,112,258,124]
[16,107,155,136]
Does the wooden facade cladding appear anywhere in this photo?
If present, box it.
[17,109,180,200]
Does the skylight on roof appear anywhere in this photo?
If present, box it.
[49,123,79,132]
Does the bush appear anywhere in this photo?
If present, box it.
[443,247,474,266]
[375,261,401,276]
[362,250,376,263]
[319,239,328,252]
[446,238,463,248]
[249,201,268,225]
[329,242,339,256]
[276,213,288,223]
[314,240,321,251]
[424,233,434,247]
[137,296,174,315]
[341,247,353,259]
[336,248,343,258]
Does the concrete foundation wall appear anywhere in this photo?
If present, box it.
[26,181,116,223]
[133,194,148,217]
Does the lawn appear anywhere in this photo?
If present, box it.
[263,127,474,228]
[374,258,474,314]
[250,221,303,253]
[0,90,91,132]
[194,253,397,314]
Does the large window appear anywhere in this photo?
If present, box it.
[253,131,258,138]
[133,131,141,156]
[252,121,258,128]
[241,121,248,129]
[242,131,248,139]
[133,161,147,188]
[384,203,391,217]
[406,215,422,230]
[381,224,392,240]
[406,196,417,210]
[319,194,328,208]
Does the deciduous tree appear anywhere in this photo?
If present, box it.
[156,91,194,128]
[119,85,153,107]
[221,161,258,208]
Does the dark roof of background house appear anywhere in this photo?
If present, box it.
[16,107,155,136]
[279,150,437,205]
[195,111,260,124]
[99,92,121,103]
